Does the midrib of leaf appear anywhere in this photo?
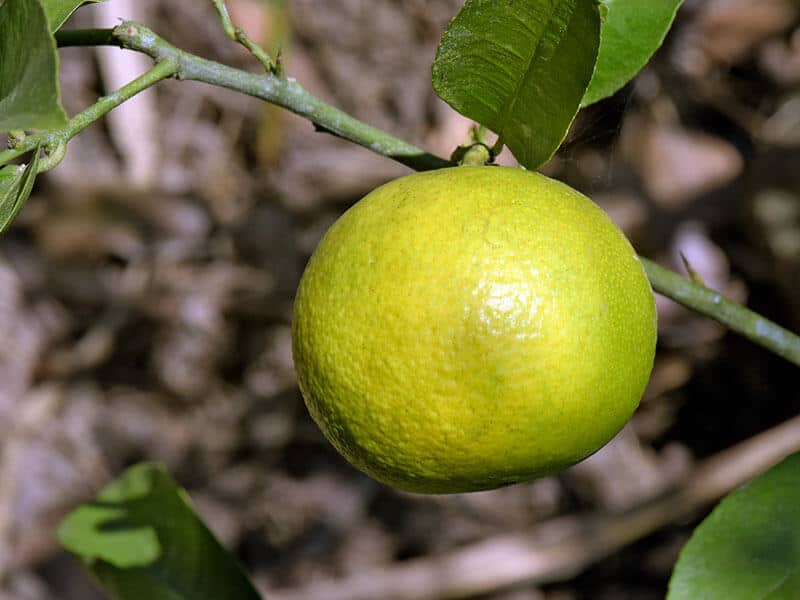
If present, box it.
[493,0,576,144]
[759,566,799,600]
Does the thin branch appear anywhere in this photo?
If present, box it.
[0,59,178,172]
[642,258,800,366]
[44,22,800,367]
[78,22,451,172]
[210,0,237,40]
[211,0,277,73]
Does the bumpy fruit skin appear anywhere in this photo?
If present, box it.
[292,166,657,494]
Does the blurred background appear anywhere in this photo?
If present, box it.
[1,0,799,598]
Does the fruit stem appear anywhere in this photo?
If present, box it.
[452,143,493,166]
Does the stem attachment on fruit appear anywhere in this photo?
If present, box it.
[452,142,493,166]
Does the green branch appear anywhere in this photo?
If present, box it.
[42,22,800,367]
[210,0,278,73]
[59,22,450,172]
[642,259,800,365]
[0,58,177,171]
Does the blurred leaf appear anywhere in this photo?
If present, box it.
[668,452,800,600]
[58,463,263,600]
[43,0,106,32]
[582,0,683,106]
[0,0,68,132]
[432,0,601,169]
[0,144,41,234]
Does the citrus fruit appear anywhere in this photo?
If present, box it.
[292,166,657,494]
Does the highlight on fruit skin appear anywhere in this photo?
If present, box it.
[292,166,657,494]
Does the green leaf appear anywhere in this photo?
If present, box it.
[668,452,800,600]
[432,0,601,170]
[0,0,68,131]
[43,0,106,32]
[58,463,263,600]
[0,165,26,230]
[0,165,24,200]
[581,0,683,106]
[0,144,41,233]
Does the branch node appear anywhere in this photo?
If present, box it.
[39,139,67,172]
[451,142,493,166]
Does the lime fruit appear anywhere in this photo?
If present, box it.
[292,166,657,494]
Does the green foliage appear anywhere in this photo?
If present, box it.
[0,0,67,132]
[431,0,685,165]
[582,0,684,106]
[432,0,601,169]
[0,166,25,204]
[668,452,800,599]
[58,463,263,600]
[43,0,106,31]
[0,144,40,233]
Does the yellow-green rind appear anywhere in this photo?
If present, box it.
[292,166,657,494]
